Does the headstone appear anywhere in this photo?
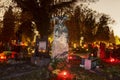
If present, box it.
[84,58,97,70]
[84,59,91,70]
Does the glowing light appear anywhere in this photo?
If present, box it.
[68,56,72,60]
[48,37,51,41]
[57,70,73,79]
[20,42,27,46]
[73,43,77,48]
[110,58,115,62]
[59,70,69,78]
[63,71,67,76]
[86,49,88,51]
[48,37,53,43]
[42,50,46,53]
[0,56,6,59]
[84,44,87,48]
[91,53,94,57]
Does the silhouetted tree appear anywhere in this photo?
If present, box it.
[13,0,97,38]
[109,30,115,43]
[1,6,15,43]
[95,14,111,41]
[68,5,97,44]
[84,13,96,43]
[68,4,114,44]
[67,6,81,46]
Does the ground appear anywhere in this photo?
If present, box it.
[0,57,120,80]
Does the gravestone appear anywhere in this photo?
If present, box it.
[84,58,97,70]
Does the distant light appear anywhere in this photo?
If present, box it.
[86,49,88,51]
[91,53,94,57]
[68,56,72,60]
[73,43,77,48]
[84,44,87,48]
[0,55,6,60]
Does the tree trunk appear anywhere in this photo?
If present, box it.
[33,7,50,38]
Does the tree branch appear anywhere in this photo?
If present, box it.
[50,0,77,12]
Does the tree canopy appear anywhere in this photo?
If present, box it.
[67,4,114,44]
[12,0,74,38]
[12,0,97,38]
[0,0,115,45]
